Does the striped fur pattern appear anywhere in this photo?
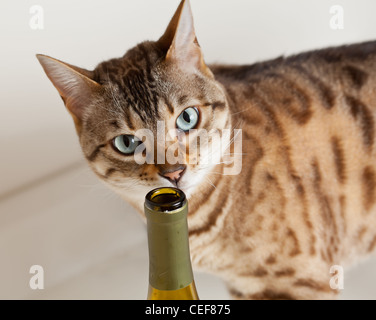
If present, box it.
[37,0,376,299]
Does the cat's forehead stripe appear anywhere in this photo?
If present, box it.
[94,42,164,123]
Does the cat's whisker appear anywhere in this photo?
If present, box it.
[230,107,254,116]
[204,176,217,189]
[222,124,243,152]
[199,124,244,166]
[198,127,241,165]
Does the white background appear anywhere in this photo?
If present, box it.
[0,0,375,299]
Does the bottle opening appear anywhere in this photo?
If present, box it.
[145,187,186,212]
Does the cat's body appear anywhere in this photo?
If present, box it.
[37,0,376,299]
[191,44,376,299]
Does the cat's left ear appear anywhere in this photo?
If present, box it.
[158,0,213,78]
[36,54,101,135]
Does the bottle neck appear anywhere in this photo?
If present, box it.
[145,201,194,291]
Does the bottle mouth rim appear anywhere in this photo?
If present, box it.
[145,187,186,212]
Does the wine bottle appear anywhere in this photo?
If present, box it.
[144,187,199,300]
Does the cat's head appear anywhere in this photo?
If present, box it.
[37,0,231,212]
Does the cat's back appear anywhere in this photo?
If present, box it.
[211,40,376,115]
[211,40,376,86]
[209,41,376,264]
[210,40,376,150]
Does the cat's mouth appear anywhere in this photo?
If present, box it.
[161,177,191,192]
[159,175,195,194]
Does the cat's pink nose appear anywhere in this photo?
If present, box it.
[159,165,187,184]
[164,169,184,181]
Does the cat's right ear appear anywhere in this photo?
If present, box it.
[36,54,101,134]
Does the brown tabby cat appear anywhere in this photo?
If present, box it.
[37,0,376,299]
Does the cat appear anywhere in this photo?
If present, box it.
[37,0,376,299]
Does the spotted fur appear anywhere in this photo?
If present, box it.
[37,0,376,300]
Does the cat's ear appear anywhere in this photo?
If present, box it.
[36,54,101,133]
[158,0,213,78]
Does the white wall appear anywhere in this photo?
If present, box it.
[1,0,376,299]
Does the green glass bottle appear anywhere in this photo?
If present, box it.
[144,187,199,300]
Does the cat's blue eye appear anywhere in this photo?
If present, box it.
[113,135,142,155]
[176,107,199,132]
